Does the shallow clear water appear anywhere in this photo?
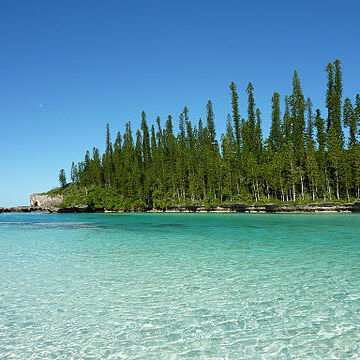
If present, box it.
[0,212,359,359]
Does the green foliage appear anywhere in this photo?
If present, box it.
[343,97,357,148]
[290,70,306,165]
[269,92,282,151]
[55,59,359,211]
[59,169,67,188]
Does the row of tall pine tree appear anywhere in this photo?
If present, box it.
[59,60,360,210]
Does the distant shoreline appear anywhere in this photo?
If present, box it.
[2,201,360,214]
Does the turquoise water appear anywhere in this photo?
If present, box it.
[0,213,359,359]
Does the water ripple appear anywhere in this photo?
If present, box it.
[0,212,359,359]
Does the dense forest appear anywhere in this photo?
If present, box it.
[56,60,360,211]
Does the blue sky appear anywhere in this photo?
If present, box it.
[1,0,359,206]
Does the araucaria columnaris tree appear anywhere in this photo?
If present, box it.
[59,169,67,188]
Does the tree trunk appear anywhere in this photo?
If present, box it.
[292,182,296,201]
[290,160,296,201]
[300,174,304,200]
[256,180,260,201]
[252,182,257,202]
[326,172,331,200]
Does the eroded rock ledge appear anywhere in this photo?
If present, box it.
[30,194,64,208]
[1,199,359,214]
[0,206,37,213]
[31,201,360,213]
[0,194,64,213]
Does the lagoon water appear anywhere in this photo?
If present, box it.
[0,212,359,359]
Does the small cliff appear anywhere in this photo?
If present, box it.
[30,194,64,208]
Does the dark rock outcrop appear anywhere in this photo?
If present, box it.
[44,206,104,214]
[353,201,360,212]
[0,206,38,213]
[2,199,360,214]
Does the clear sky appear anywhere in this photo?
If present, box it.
[1,0,359,206]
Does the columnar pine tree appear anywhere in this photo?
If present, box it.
[306,97,314,145]
[355,94,360,136]
[70,162,77,183]
[59,169,67,188]
[103,123,114,186]
[314,109,329,199]
[343,97,357,148]
[326,62,334,132]
[229,82,241,156]
[333,59,344,145]
[206,100,216,144]
[269,92,282,151]
[245,82,256,154]
[290,70,306,164]
[327,124,343,199]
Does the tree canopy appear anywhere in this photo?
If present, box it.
[60,60,360,210]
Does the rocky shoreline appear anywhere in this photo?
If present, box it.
[42,201,360,213]
[0,206,39,213]
[2,201,360,214]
